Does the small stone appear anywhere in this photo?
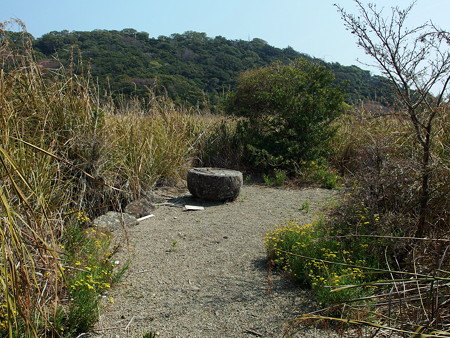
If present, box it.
[125,198,156,218]
[93,211,138,232]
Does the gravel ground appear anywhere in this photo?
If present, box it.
[93,185,340,338]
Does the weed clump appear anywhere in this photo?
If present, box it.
[59,211,121,335]
[265,218,381,306]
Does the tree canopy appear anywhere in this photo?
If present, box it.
[11,29,395,107]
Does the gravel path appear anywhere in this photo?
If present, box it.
[94,185,339,337]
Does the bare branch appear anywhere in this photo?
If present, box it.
[335,0,450,238]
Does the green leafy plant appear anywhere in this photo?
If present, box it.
[57,211,119,335]
[300,201,310,214]
[226,58,345,172]
[299,160,339,189]
[263,169,287,187]
[169,240,178,252]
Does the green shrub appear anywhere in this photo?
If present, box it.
[263,169,287,187]
[298,160,339,189]
[226,58,345,172]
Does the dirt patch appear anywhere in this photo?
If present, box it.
[94,185,339,337]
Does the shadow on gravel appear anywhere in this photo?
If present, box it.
[168,194,228,208]
[252,257,269,272]
[251,257,314,298]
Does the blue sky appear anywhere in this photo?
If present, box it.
[2,0,449,70]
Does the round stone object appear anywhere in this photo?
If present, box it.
[187,168,243,202]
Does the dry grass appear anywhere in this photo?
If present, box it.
[292,105,450,336]
[103,101,217,199]
[4,20,447,336]
[269,104,449,336]
[0,23,228,336]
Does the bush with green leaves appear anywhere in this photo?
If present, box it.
[226,58,345,172]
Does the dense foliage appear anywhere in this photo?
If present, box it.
[226,59,345,172]
[10,29,395,106]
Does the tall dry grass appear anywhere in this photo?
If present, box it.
[272,105,449,336]
[0,22,227,336]
[332,105,449,237]
[103,96,219,199]
[1,19,103,335]
[312,105,450,335]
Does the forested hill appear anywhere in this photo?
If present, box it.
[26,29,392,106]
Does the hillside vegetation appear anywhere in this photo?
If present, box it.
[8,29,392,106]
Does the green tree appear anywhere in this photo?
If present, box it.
[226,58,345,171]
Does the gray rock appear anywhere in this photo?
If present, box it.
[187,168,243,202]
[146,192,166,204]
[93,211,138,231]
[125,198,156,218]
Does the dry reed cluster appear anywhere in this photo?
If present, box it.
[0,23,225,336]
[285,106,450,336]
